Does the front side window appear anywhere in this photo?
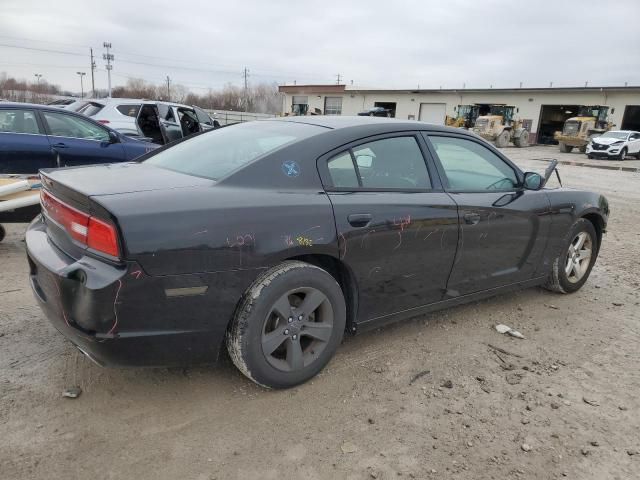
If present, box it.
[324,97,342,115]
[193,106,213,125]
[429,136,517,191]
[42,112,109,141]
[326,136,431,190]
[0,109,41,134]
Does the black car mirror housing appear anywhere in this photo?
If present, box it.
[108,131,120,144]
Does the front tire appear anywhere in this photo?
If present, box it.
[559,142,573,153]
[495,130,510,148]
[544,218,598,294]
[226,261,346,389]
[618,148,627,160]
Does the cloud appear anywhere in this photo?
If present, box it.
[1,0,639,93]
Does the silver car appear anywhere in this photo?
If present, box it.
[78,98,219,144]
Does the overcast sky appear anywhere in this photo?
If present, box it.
[1,0,639,94]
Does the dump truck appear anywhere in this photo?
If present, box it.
[554,105,613,153]
[471,105,529,147]
[445,105,479,129]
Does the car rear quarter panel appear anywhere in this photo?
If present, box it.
[95,185,338,276]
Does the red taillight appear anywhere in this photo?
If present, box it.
[41,190,120,258]
[87,216,119,257]
[97,119,110,124]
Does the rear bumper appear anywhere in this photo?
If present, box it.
[25,215,250,367]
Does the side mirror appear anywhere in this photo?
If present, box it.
[108,131,120,144]
[523,172,543,190]
[355,154,373,168]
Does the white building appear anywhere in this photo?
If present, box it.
[278,84,640,144]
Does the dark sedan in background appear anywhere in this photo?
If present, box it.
[358,106,393,117]
[26,117,608,388]
[0,102,157,174]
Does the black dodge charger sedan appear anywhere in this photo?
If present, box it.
[26,116,609,388]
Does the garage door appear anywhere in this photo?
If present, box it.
[419,103,446,124]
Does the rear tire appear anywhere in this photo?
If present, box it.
[0,224,5,243]
[559,142,573,153]
[587,154,594,159]
[495,130,510,148]
[226,261,346,389]
[544,218,598,294]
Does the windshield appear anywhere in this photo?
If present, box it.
[145,121,325,180]
[600,131,628,140]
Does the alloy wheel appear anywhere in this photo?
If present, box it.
[565,231,593,283]
[261,287,334,372]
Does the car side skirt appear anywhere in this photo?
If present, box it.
[354,275,547,333]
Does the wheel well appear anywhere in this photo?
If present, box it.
[287,254,358,333]
[582,213,604,253]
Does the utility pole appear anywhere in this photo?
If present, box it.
[242,67,250,112]
[76,71,86,98]
[33,73,42,101]
[335,73,342,85]
[103,42,114,97]
[90,48,96,98]
[166,76,171,101]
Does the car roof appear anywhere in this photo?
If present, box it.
[99,97,193,108]
[0,102,91,114]
[268,115,461,134]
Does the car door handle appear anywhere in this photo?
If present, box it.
[463,213,481,225]
[348,213,372,228]
[51,143,69,149]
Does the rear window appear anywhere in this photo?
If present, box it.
[145,121,325,180]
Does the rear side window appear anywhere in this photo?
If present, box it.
[116,104,141,117]
[326,136,431,190]
[429,136,517,191]
[145,121,325,181]
[0,109,41,134]
[327,151,359,188]
[77,102,104,117]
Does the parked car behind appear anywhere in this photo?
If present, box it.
[78,98,220,144]
[357,106,393,117]
[26,116,608,389]
[0,102,157,174]
[585,130,640,160]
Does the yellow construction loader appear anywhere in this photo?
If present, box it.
[554,105,613,153]
[471,105,529,148]
[445,105,479,129]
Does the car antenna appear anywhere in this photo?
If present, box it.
[542,159,562,187]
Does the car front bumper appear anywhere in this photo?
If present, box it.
[585,144,622,158]
[25,215,253,367]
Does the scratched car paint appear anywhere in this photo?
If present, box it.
[25,117,609,388]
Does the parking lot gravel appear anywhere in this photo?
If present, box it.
[1,145,638,480]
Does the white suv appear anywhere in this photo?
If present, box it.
[78,98,219,144]
[586,130,640,160]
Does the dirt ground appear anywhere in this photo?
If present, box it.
[1,145,639,480]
